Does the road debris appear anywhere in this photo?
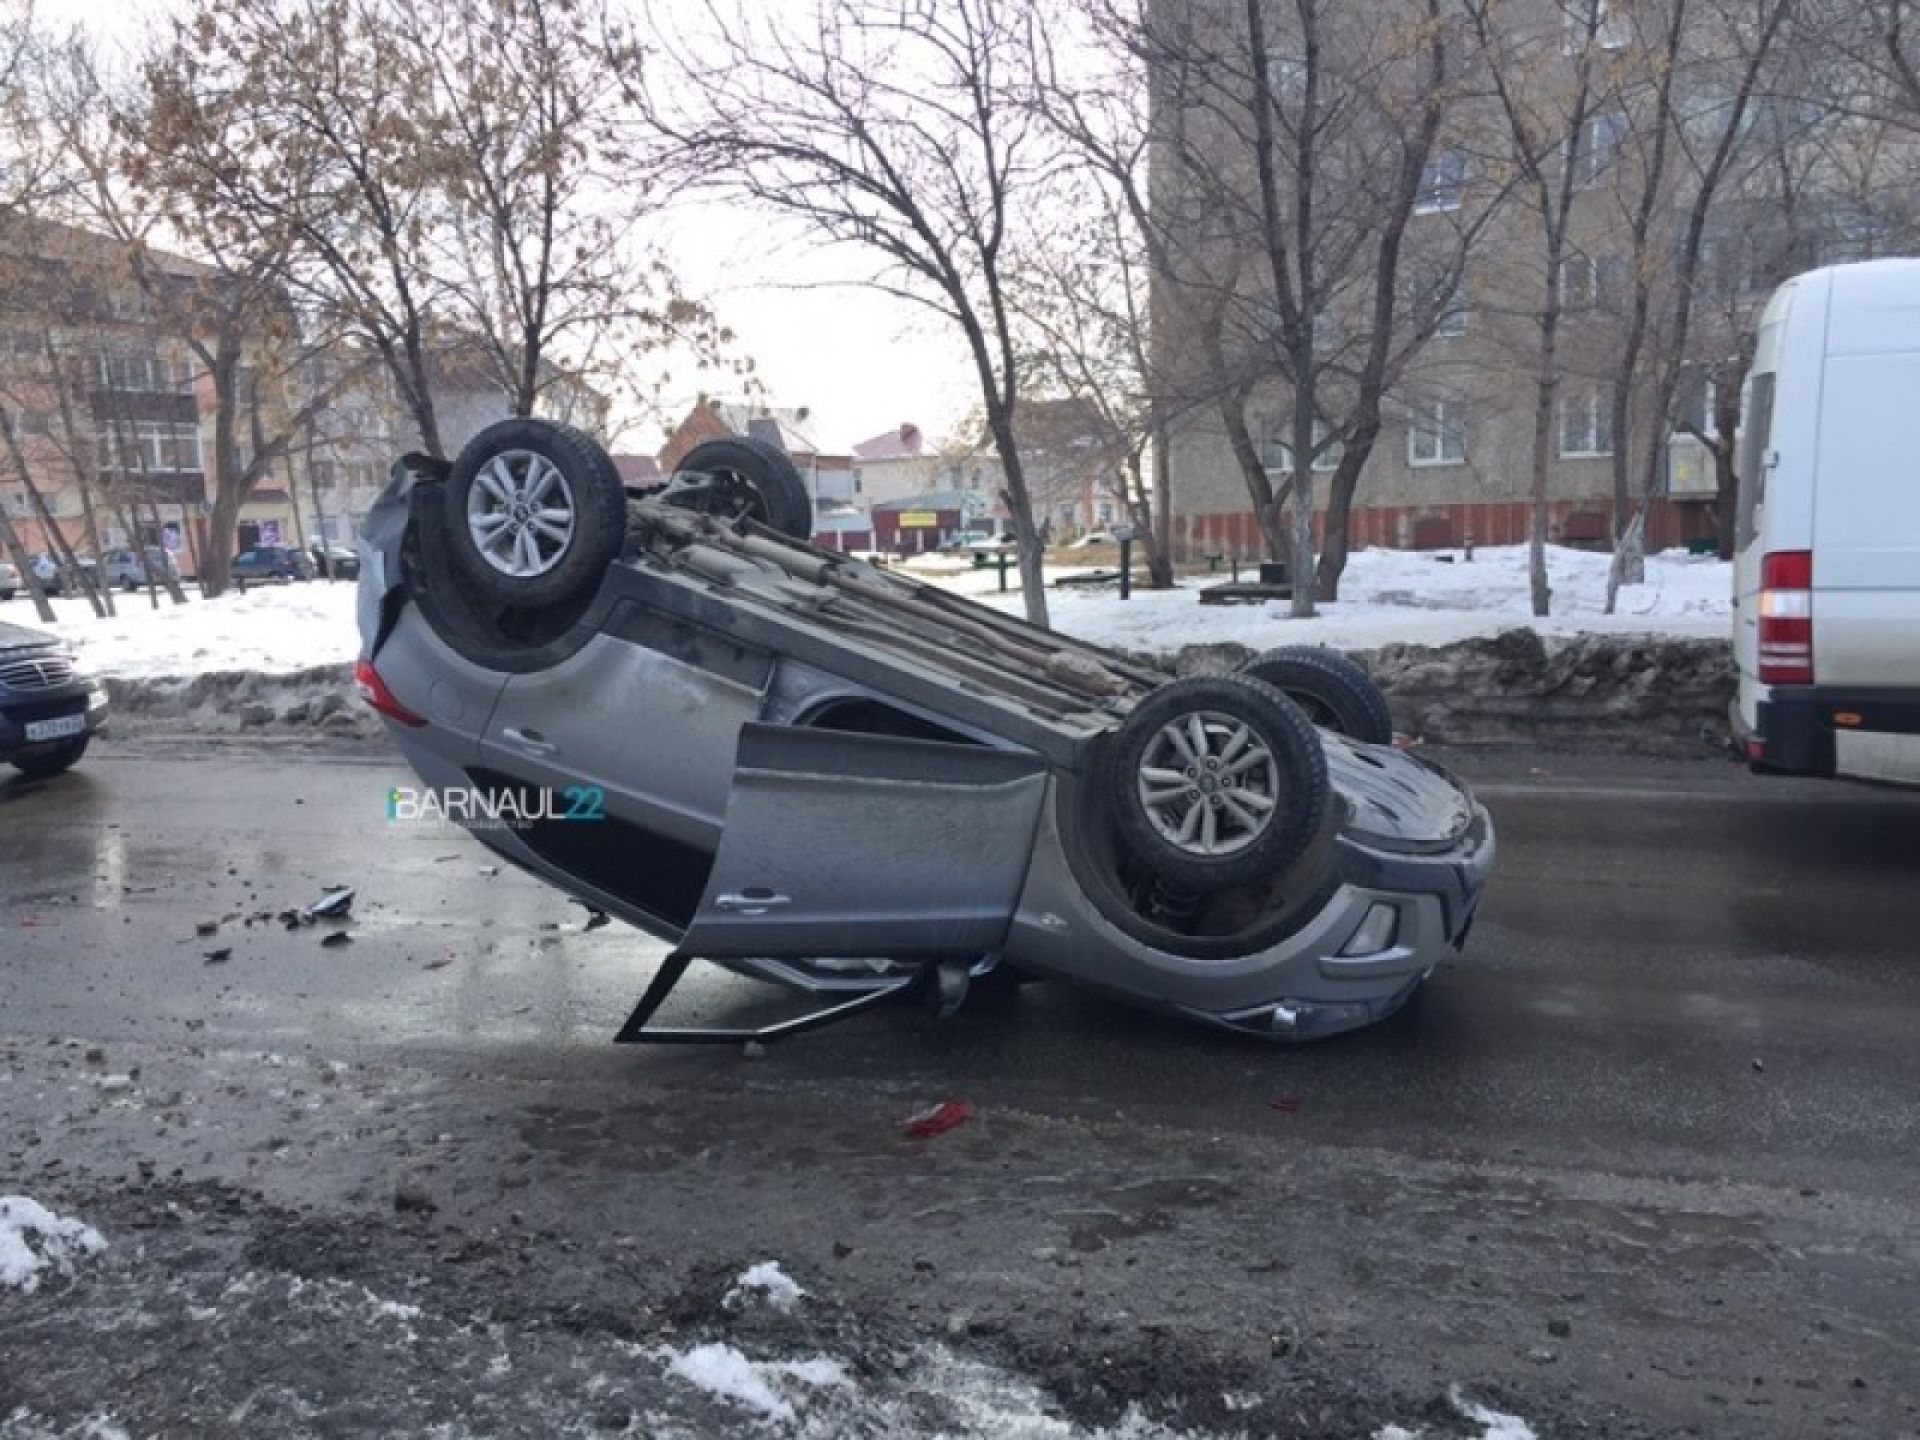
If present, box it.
[203,948,232,965]
[306,888,355,921]
[903,1100,972,1139]
[319,932,353,949]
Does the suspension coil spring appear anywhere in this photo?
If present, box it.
[1145,877,1204,930]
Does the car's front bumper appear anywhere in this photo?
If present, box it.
[0,679,110,762]
[1003,784,1495,1042]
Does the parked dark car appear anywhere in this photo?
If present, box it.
[0,560,16,601]
[309,540,361,581]
[231,546,312,586]
[356,420,1494,1046]
[0,621,108,778]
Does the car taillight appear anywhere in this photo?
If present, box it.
[1757,549,1813,686]
[354,657,427,727]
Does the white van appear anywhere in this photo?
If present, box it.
[1732,259,1920,787]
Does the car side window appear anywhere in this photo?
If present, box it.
[1735,371,1774,553]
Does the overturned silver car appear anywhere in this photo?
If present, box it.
[356,419,1494,1043]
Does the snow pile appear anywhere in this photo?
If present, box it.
[34,583,359,680]
[659,1342,850,1424]
[0,1196,107,1293]
[986,544,1731,653]
[724,1260,806,1312]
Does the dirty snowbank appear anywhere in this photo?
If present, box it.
[0,1196,107,1293]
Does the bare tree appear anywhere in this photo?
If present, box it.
[637,0,1057,626]
[1131,0,1488,609]
[1466,0,1615,617]
[1602,0,1791,610]
[1009,164,1177,585]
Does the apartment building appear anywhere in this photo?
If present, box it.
[1151,0,1920,561]
[0,218,302,575]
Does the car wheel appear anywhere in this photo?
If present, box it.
[672,437,813,542]
[12,736,88,779]
[1107,674,1329,894]
[443,417,627,609]
[1237,646,1393,745]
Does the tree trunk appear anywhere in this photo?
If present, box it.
[1,409,108,619]
[1217,390,1287,563]
[1123,449,1173,589]
[1149,425,1175,587]
[983,407,1049,629]
[0,503,56,621]
[1527,364,1556,618]
[1287,374,1316,617]
[1315,414,1381,602]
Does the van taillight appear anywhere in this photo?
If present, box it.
[354,657,427,727]
[1757,550,1813,686]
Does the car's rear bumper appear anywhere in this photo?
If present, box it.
[1733,686,1920,786]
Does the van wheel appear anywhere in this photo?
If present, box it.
[668,437,813,542]
[443,418,626,609]
[1107,674,1329,894]
[1238,646,1393,745]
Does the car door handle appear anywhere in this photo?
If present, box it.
[714,891,792,915]
[501,726,558,757]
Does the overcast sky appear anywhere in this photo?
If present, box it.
[36,0,978,454]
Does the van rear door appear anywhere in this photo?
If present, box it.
[1811,270,1920,687]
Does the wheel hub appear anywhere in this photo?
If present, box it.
[466,450,576,579]
[1135,709,1282,858]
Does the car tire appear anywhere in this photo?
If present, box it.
[1237,646,1393,745]
[443,418,627,610]
[12,736,88,779]
[1106,674,1329,894]
[674,437,813,542]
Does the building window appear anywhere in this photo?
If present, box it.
[15,411,54,437]
[1263,417,1342,473]
[1408,400,1466,466]
[1576,112,1627,189]
[1434,296,1468,338]
[103,421,204,473]
[1096,500,1115,524]
[1415,149,1469,214]
[1558,386,1615,457]
[1675,371,1718,439]
[95,352,196,395]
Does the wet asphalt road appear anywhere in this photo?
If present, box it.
[2,740,1918,1438]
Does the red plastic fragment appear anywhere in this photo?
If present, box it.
[903,1099,972,1138]
[1268,1094,1304,1115]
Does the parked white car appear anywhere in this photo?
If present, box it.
[1732,258,1920,787]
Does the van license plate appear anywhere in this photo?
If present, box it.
[25,713,85,742]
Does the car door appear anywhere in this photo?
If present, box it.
[477,614,768,849]
[676,723,1049,960]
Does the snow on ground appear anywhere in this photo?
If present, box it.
[724,1260,806,1312]
[981,544,1731,654]
[657,1342,851,1424]
[11,542,1729,684]
[0,1196,107,1294]
[19,582,359,680]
